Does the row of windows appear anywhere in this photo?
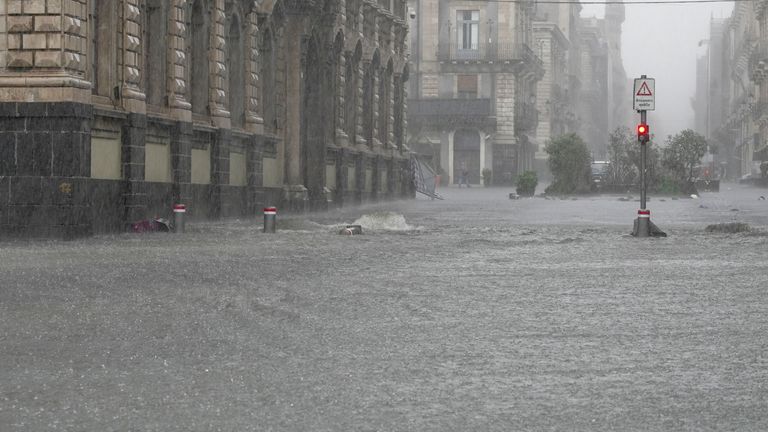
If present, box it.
[89,0,250,128]
[86,1,406,148]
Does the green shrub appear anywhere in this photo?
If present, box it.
[544,133,592,194]
[516,171,538,196]
[482,168,493,186]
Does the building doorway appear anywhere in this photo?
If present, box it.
[453,129,481,185]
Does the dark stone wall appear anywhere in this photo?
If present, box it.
[220,185,248,218]
[0,102,92,238]
[0,101,412,238]
[90,179,126,234]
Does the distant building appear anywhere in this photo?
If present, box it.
[719,6,758,179]
[0,0,413,237]
[533,3,582,177]
[531,2,629,177]
[407,0,543,186]
[751,1,768,176]
[578,7,629,160]
[702,12,761,180]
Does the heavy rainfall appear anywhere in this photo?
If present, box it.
[2,0,768,430]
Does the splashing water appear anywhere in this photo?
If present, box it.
[351,212,416,231]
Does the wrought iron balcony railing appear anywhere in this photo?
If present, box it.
[437,41,542,69]
[409,98,492,118]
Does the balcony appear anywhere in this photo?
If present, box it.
[514,101,538,133]
[437,41,543,74]
[408,98,494,129]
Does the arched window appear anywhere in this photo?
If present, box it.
[90,0,118,97]
[227,14,245,128]
[188,0,209,116]
[144,0,168,107]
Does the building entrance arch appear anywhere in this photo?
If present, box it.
[453,129,481,185]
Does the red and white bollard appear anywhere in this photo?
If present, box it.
[173,204,186,233]
[636,209,650,238]
[263,207,277,233]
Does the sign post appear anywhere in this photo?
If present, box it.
[631,75,665,237]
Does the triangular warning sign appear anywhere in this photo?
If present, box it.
[636,82,653,96]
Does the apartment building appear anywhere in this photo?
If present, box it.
[407,0,543,186]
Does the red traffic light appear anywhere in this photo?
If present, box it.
[637,123,650,142]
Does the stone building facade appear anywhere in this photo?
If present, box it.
[529,2,629,177]
[532,3,581,176]
[701,7,766,180]
[577,7,629,160]
[718,6,758,179]
[0,0,412,237]
[407,0,543,186]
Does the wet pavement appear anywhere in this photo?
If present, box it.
[2,184,768,431]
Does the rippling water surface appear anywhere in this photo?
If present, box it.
[1,185,768,430]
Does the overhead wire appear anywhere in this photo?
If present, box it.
[461,0,754,4]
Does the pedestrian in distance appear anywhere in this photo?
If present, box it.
[458,163,470,188]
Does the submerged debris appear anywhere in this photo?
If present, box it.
[705,223,751,234]
[339,225,363,235]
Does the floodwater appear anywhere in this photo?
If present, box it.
[2,184,768,431]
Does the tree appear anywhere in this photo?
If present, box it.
[607,127,637,185]
[662,129,708,182]
[544,133,592,194]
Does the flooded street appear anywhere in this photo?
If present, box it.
[2,185,768,431]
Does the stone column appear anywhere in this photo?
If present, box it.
[283,19,304,186]
[169,0,192,121]
[336,46,349,147]
[386,66,395,151]
[120,1,148,227]
[280,2,314,212]
[0,1,94,238]
[121,0,146,112]
[393,72,403,152]
[122,113,148,225]
[494,73,518,185]
[0,0,90,102]
[209,0,229,127]
[171,121,192,208]
[360,58,372,150]
[209,128,230,218]
[246,135,264,215]
[245,9,264,133]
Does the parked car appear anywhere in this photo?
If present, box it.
[591,161,610,187]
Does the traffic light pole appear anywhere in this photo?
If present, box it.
[631,74,665,238]
[634,109,650,237]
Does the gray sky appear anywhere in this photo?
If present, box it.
[582,1,734,141]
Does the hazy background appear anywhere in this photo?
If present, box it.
[581,1,734,142]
